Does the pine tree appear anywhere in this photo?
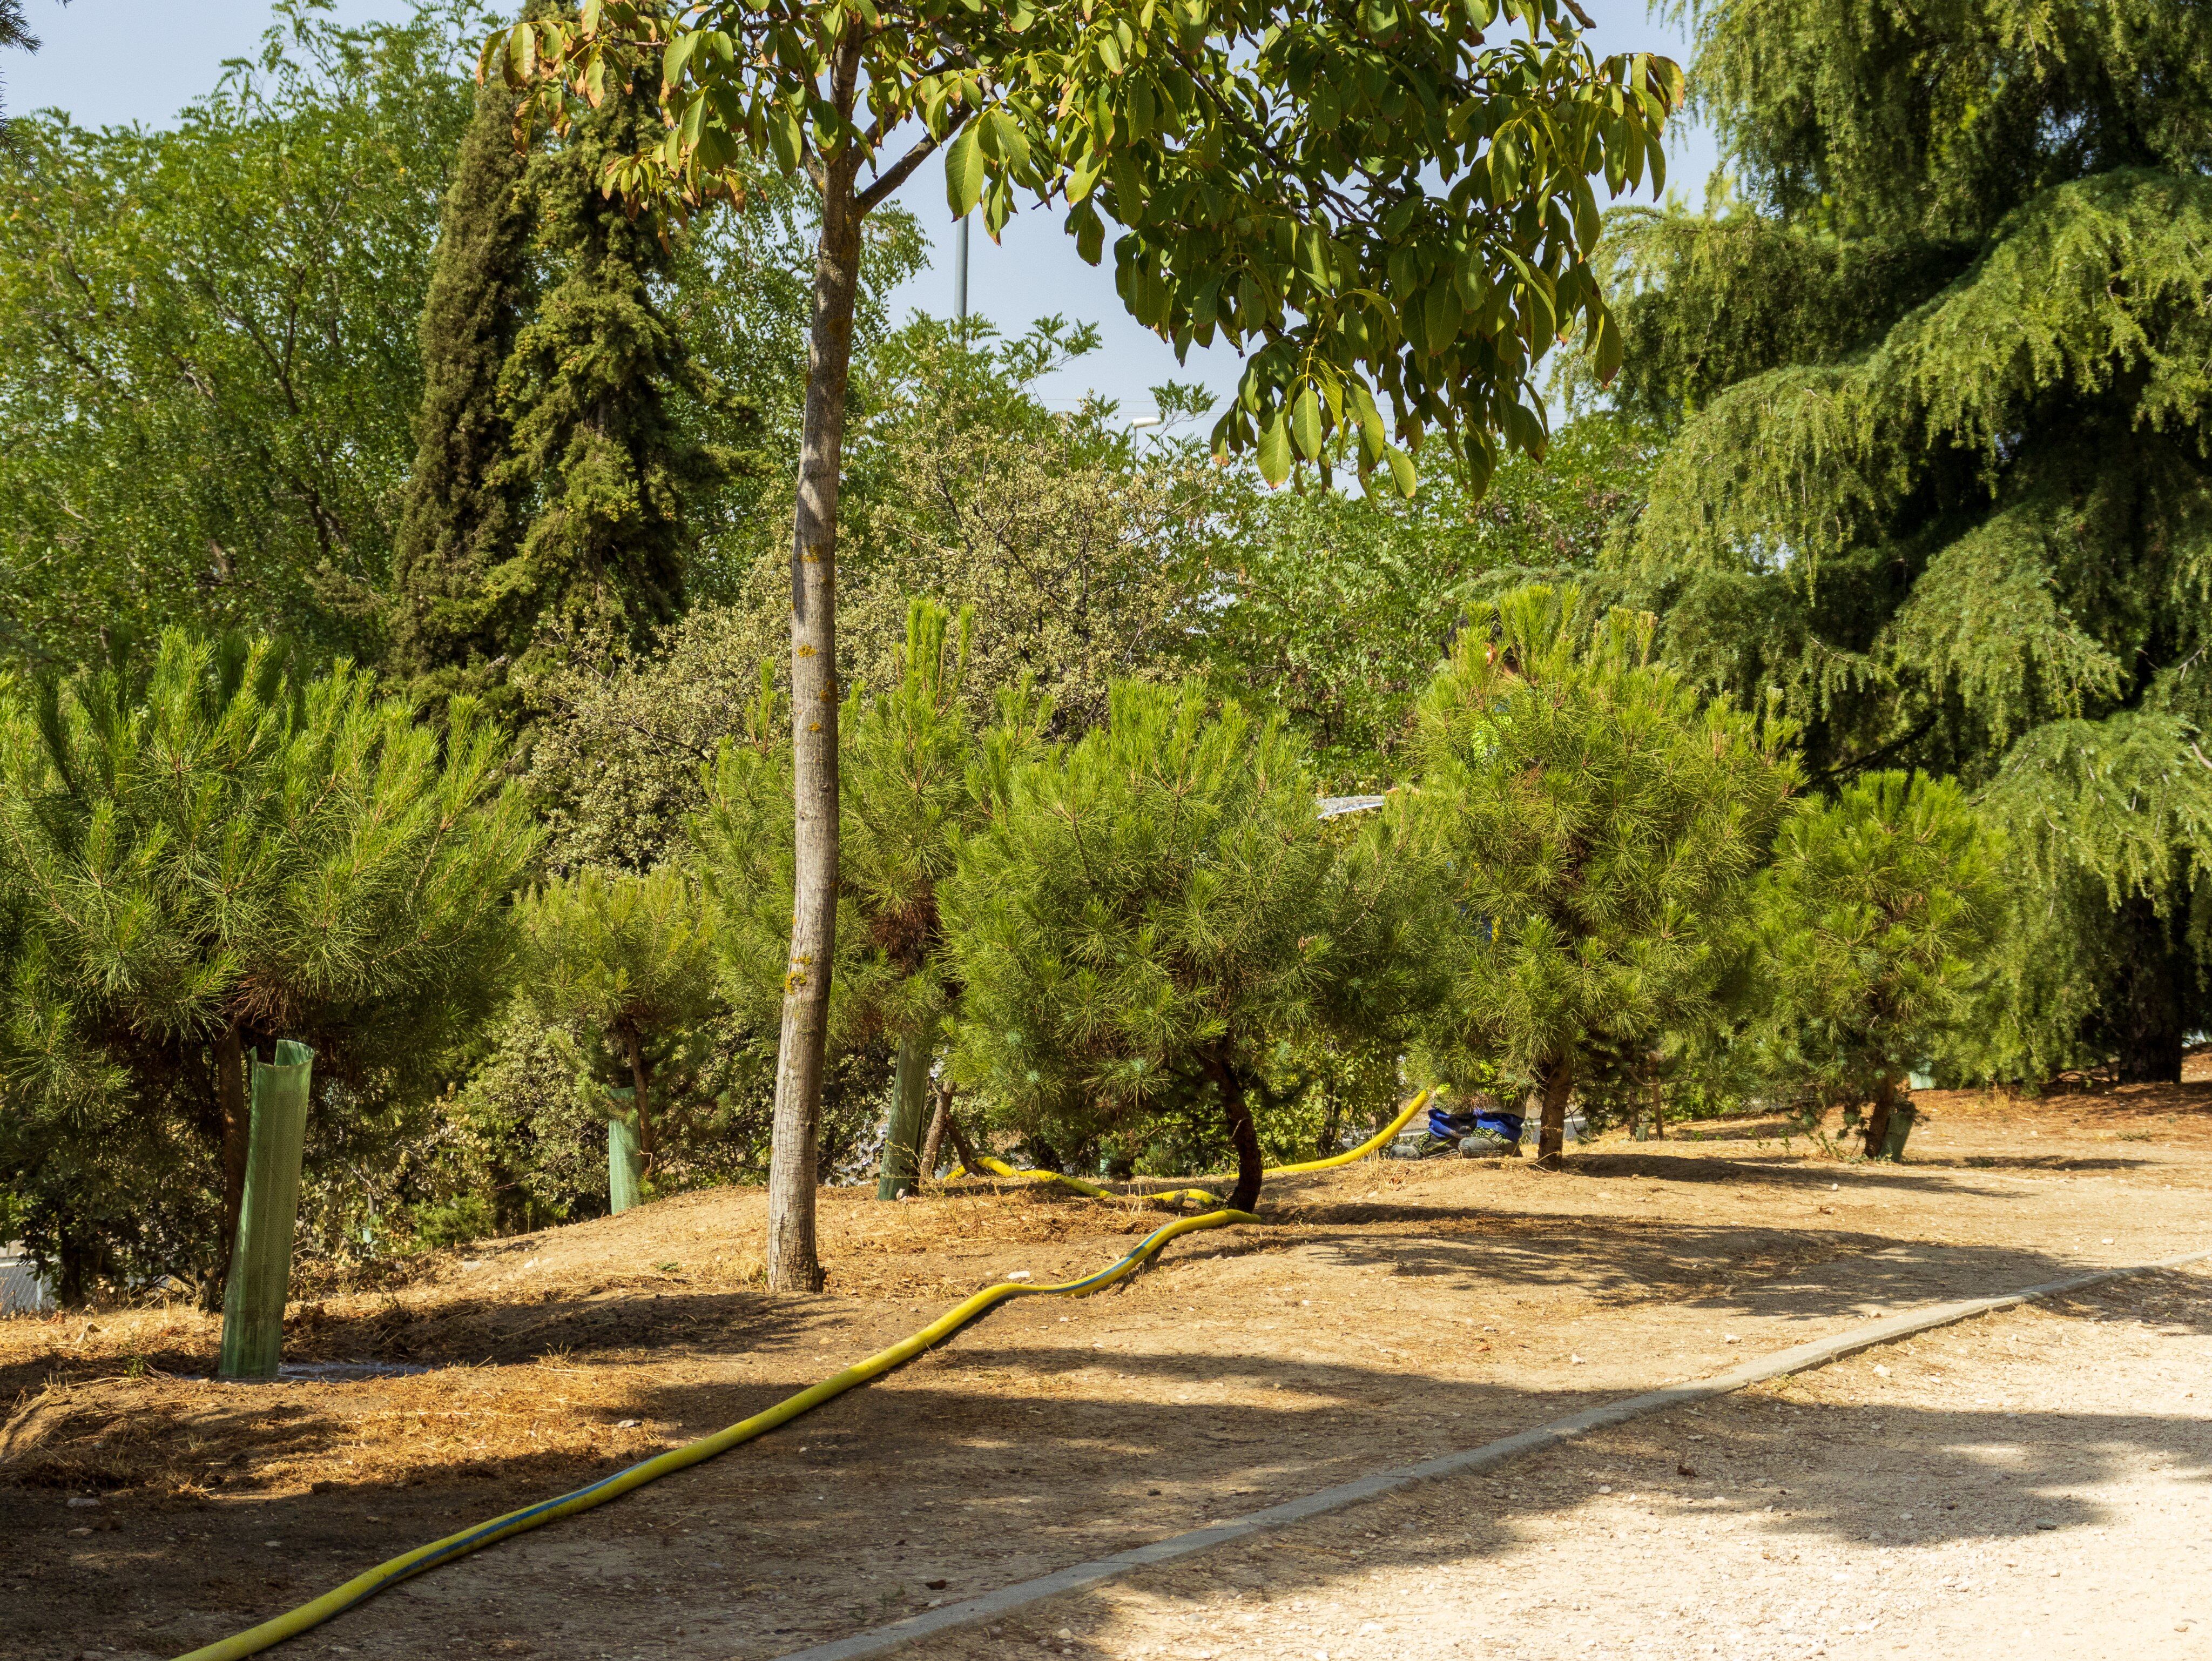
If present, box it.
[0,631,540,1302]
[1753,772,2006,1154]
[388,70,537,701]
[945,680,1433,1213]
[1606,0,2212,1082]
[1410,586,1798,1165]
[518,864,719,1169]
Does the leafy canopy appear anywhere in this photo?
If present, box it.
[497,0,1682,494]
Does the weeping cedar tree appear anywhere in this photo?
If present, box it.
[518,865,719,1169]
[946,681,1434,1214]
[393,18,731,714]
[0,632,539,1303]
[1752,772,2005,1155]
[1412,586,1797,1166]
[498,0,1682,1290]
[1604,0,2212,1084]
[693,602,1026,1198]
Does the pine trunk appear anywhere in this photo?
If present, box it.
[1862,1071,1898,1159]
[918,1077,955,1186]
[1535,1054,1574,1169]
[212,1019,250,1309]
[765,123,865,1295]
[1209,1055,1264,1213]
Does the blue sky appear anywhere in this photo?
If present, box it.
[6,0,1718,414]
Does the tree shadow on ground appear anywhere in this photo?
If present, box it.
[15,1275,2208,1661]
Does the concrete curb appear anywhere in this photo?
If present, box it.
[775,1247,2211,1661]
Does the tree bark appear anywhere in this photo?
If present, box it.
[918,1076,956,1186]
[1535,1054,1574,1169]
[876,1024,934,1199]
[766,56,866,1294]
[1208,1055,1264,1214]
[621,1018,656,1162]
[212,1019,251,1309]
[2114,894,2187,1084]
[1862,1071,1898,1159]
[941,1099,982,1175]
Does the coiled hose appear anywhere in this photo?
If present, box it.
[174,1090,1431,1661]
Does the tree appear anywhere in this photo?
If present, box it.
[525,318,1201,878]
[388,66,539,700]
[1410,584,1797,1165]
[946,678,1432,1213]
[1605,0,2212,1083]
[0,631,540,1301]
[1205,410,1660,786]
[394,29,737,714]
[694,602,1026,1207]
[518,864,719,1166]
[1752,770,2004,1155]
[502,0,1682,1288]
[0,4,484,670]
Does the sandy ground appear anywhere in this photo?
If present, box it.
[4,1081,2210,1660]
[925,1265,2212,1661]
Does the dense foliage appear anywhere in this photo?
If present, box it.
[0,632,538,1298]
[1606,0,2212,1082]
[1753,772,2006,1151]
[946,680,1434,1211]
[1408,586,1798,1162]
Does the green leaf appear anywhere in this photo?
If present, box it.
[1386,444,1417,499]
[1423,281,1461,354]
[1071,198,1105,265]
[945,122,986,218]
[1291,385,1323,459]
[1257,411,1292,487]
[1593,308,1624,387]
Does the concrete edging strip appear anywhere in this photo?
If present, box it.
[775,1246,2211,1661]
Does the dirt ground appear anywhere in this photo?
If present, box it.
[4,1080,2209,1661]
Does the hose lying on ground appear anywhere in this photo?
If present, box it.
[969,1087,1432,1202]
[172,1094,1431,1661]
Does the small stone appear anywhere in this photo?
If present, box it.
[66,1497,99,1509]
[1873,1364,1891,1377]
[925,1578,948,1590]
[67,1526,92,1537]
[1056,1628,1074,1640]
[616,1419,640,1429]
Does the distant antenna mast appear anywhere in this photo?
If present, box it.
[955,214,970,330]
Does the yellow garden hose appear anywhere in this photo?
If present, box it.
[173,1091,1431,1661]
[970,1087,1433,1201]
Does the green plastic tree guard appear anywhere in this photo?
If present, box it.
[1880,1102,1920,1161]
[607,1088,645,1214]
[876,1024,936,1200]
[217,1040,315,1381]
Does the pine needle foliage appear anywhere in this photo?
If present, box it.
[518,864,719,1167]
[945,680,1434,1212]
[1607,0,2212,1081]
[1752,771,2006,1151]
[0,630,541,1298]
[1410,584,1798,1162]
[693,601,1017,1050]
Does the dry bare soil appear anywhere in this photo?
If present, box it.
[5,1080,2209,1661]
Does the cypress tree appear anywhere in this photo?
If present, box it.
[393,31,728,711]
[388,70,537,701]
[1608,1,2212,1082]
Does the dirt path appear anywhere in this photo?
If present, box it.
[5,1084,2209,1660]
[925,1263,2212,1661]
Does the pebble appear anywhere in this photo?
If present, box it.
[66,1497,99,1509]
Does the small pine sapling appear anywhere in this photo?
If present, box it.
[1411,584,1798,1166]
[1754,771,2005,1155]
[946,680,1432,1213]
